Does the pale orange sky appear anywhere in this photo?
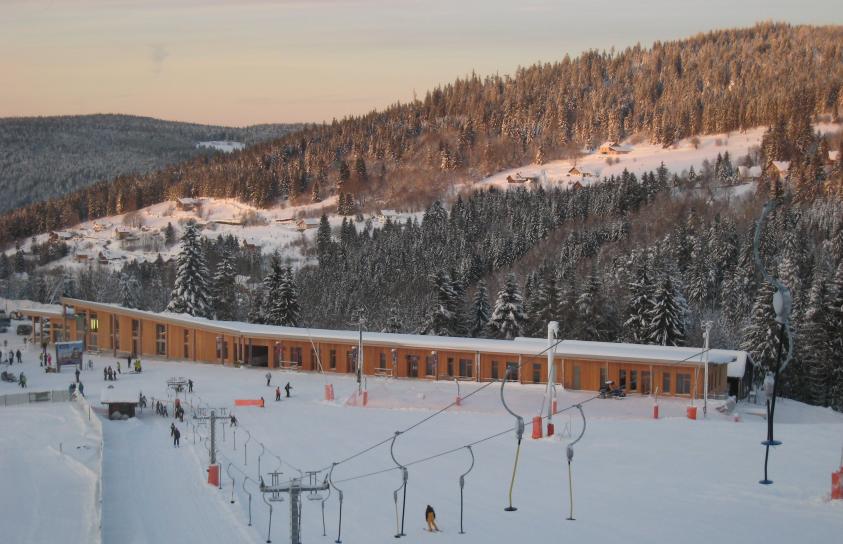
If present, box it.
[2,0,841,126]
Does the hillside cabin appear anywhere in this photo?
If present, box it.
[598,141,631,155]
[567,166,593,177]
[737,165,762,181]
[276,214,296,225]
[18,297,746,402]
[176,198,201,212]
[506,173,538,184]
[568,180,584,190]
[113,227,134,241]
[378,209,399,223]
[74,253,91,264]
[296,218,320,232]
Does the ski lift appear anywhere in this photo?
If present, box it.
[458,445,475,534]
[320,474,333,537]
[390,431,408,538]
[328,463,344,544]
[500,369,524,512]
[565,405,587,521]
[268,470,285,502]
[306,471,324,501]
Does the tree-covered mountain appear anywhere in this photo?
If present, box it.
[0,114,302,213]
[2,23,842,245]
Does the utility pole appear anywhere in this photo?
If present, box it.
[703,321,712,418]
[260,477,329,544]
[546,321,559,434]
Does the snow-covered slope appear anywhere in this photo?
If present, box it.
[1,321,842,544]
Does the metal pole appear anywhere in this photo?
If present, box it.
[547,321,558,423]
[290,480,301,544]
[703,321,711,418]
[209,411,216,465]
[357,317,363,394]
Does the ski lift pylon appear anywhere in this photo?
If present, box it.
[500,370,524,512]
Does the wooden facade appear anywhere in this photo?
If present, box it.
[20,298,737,398]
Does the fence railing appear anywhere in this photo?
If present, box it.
[0,389,71,407]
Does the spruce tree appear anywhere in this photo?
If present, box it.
[624,264,655,343]
[574,274,609,341]
[740,281,782,386]
[488,273,527,340]
[167,222,211,317]
[271,267,300,327]
[469,280,491,338]
[827,263,843,410]
[420,270,465,336]
[383,305,403,334]
[118,271,141,309]
[648,273,687,346]
[211,250,238,321]
[798,266,832,406]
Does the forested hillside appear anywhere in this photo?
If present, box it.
[0,114,301,213]
[2,23,843,246]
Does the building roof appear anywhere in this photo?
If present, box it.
[771,160,790,174]
[100,385,141,405]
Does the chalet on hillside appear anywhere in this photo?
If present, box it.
[276,213,296,225]
[74,253,91,264]
[567,166,593,177]
[598,141,631,155]
[113,227,135,241]
[568,180,584,190]
[768,161,791,180]
[296,218,320,232]
[378,209,399,223]
[737,165,762,181]
[176,197,200,211]
[506,173,539,184]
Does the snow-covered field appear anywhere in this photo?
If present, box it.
[1,321,841,543]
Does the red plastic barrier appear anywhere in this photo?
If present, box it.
[832,470,842,500]
[546,422,555,436]
[324,384,335,401]
[234,399,263,407]
[455,396,461,406]
[686,406,697,420]
[362,390,368,406]
[208,464,220,487]
[531,416,543,439]
[551,399,558,413]
[653,404,659,419]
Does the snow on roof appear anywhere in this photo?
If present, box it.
[177,197,200,205]
[100,385,141,405]
[380,209,398,216]
[830,150,840,162]
[771,160,790,173]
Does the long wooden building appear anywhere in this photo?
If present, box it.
[20,297,748,398]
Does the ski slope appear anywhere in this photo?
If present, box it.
[1,322,842,543]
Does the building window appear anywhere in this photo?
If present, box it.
[599,367,607,387]
[447,358,454,377]
[155,325,166,355]
[407,355,419,377]
[89,313,99,332]
[619,369,627,389]
[183,330,190,359]
[329,350,337,369]
[291,347,303,365]
[425,355,436,376]
[662,372,671,394]
[506,362,519,381]
[677,373,691,395]
[459,358,473,378]
[532,363,541,383]
[216,338,228,360]
[378,352,387,370]
[630,370,638,391]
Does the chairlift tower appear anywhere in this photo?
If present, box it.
[260,476,329,544]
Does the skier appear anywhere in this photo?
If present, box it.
[173,427,181,448]
[188,379,193,393]
[39,352,43,367]
[260,396,265,408]
[18,372,26,388]
[425,505,440,532]
[117,361,121,374]
[16,350,21,364]
[230,414,238,427]
[170,422,176,437]
[78,382,85,397]
[265,371,272,386]
[75,368,80,383]
[284,382,292,398]
[275,386,281,401]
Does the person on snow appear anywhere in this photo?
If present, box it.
[116,361,121,374]
[275,386,281,401]
[75,368,80,383]
[265,372,272,387]
[173,427,181,448]
[230,414,238,427]
[18,372,26,388]
[425,505,439,532]
[103,367,108,381]
[188,379,193,393]
[284,382,292,398]
[78,382,85,397]
[68,382,76,396]
[16,350,21,364]
[170,423,176,437]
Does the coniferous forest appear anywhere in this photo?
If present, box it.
[2,23,843,411]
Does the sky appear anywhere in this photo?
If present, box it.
[1,0,842,126]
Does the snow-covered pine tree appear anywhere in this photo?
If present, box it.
[573,274,609,341]
[263,257,285,325]
[487,273,527,340]
[118,271,141,309]
[270,267,300,327]
[166,222,211,317]
[827,263,843,411]
[530,273,560,337]
[420,270,462,336]
[647,273,687,346]
[623,264,655,343]
[383,305,403,334]
[469,279,491,338]
[211,250,238,321]
[740,281,782,387]
[797,265,832,406]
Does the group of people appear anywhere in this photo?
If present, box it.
[155,399,169,417]
[103,366,119,381]
[39,352,52,367]
[68,381,84,397]
[5,349,21,365]
[274,382,292,401]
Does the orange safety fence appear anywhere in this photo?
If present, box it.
[234,399,265,407]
